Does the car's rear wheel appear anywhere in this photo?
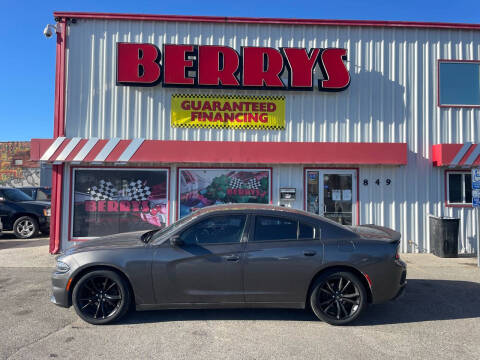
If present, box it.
[72,270,131,325]
[310,271,367,325]
[13,216,38,239]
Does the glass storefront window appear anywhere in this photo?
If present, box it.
[71,168,169,239]
[323,174,353,225]
[178,168,271,218]
[307,171,319,214]
[306,169,356,225]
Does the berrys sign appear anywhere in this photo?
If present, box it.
[117,43,351,91]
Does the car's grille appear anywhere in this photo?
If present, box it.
[400,270,407,285]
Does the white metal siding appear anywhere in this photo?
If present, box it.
[60,19,480,253]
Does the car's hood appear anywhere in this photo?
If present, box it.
[19,200,50,207]
[63,231,147,254]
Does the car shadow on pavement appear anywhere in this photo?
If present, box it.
[356,278,480,326]
[124,308,317,324]
[121,278,480,325]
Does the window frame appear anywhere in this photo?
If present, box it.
[445,170,473,207]
[250,214,319,243]
[69,166,170,241]
[437,59,480,108]
[178,213,249,246]
[176,167,272,220]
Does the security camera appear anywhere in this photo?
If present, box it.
[43,24,56,38]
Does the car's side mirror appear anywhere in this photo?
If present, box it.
[170,235,184,247]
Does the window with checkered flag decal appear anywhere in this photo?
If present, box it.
[179,168,270,218]
[72,169,169,239]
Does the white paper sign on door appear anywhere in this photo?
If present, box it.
[332,190,341,201]
[342,189,352,201]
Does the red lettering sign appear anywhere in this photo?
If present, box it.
[242,47,284,88]
[318,48,350,91]
[198,46,240,86]
[282,48,320,89]
[117,43,161,85]
[116,43,350,91]
[163,44,196,85]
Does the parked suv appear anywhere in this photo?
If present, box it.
[18,187,51,201]
[0,188,51,239]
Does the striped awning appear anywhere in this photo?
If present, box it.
[31,138,408,165]
[32,137,145,164]
[432,143,480,167]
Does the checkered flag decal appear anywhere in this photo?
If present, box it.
[229,177,261,190]
[246,178,261,190]
[89,180,118,201]
[125,180,151,201]
[229,177,244,189]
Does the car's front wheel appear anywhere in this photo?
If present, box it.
[13,216,38,239]
[72,270,131,325]
[310,271,367,325]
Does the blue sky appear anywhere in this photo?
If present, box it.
[1,0,479,141]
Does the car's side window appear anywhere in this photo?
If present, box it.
[253,216,298,242]
[299,222,316,240]
[179,215,246,245]
[36,190,49,201]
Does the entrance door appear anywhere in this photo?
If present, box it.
[305,169,357,225]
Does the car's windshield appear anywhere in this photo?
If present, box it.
[37,188,51,200]
[2,188,33,202]
[148,211,199,243]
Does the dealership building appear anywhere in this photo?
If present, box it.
[32,12,480,254]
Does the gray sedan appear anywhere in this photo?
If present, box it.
[51,204,406,325]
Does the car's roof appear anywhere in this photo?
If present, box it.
[191,203,335,223]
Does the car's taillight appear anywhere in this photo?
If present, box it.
[395,245,400,260]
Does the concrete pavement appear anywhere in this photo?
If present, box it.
[1,235,479,360]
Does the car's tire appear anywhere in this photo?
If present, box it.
[13,216,39,239]
[310,270,367,325]
[72,270,131,325]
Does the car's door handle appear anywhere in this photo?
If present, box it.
[224,255,240,262]
[303,250,316,257]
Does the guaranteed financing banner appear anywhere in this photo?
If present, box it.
[171,94,285,130]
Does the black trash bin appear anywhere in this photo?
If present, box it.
[429,215,459,258]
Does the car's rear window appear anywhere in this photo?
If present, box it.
[254,216,298,241]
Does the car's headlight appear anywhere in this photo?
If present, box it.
[43,208,51,217]
[55,261,70,274]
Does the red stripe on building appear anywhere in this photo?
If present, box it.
[32,139,408,165]
[53,12,480,30]
[65,139,89,162]
[432,144,480,166]
[104,140,131,162]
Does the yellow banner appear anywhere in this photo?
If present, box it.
[171,94,285,130]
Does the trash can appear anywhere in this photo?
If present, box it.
[429,215,459,258]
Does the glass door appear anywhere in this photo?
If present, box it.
[306,169,357,225]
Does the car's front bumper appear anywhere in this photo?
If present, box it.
[51,271,71,308]
[39,216,50,233]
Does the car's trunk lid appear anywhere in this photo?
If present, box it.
[347,224,401,243]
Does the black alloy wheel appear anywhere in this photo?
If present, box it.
[310,271,367,325]
[72,270,131,325]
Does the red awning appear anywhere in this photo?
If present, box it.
[31,138,408,165]
[432,143,480,167]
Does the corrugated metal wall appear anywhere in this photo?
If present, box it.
[61,19,480,253]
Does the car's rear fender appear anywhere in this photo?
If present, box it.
[305,264,373,308]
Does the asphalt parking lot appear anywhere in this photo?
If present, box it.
[1,234,479,360]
